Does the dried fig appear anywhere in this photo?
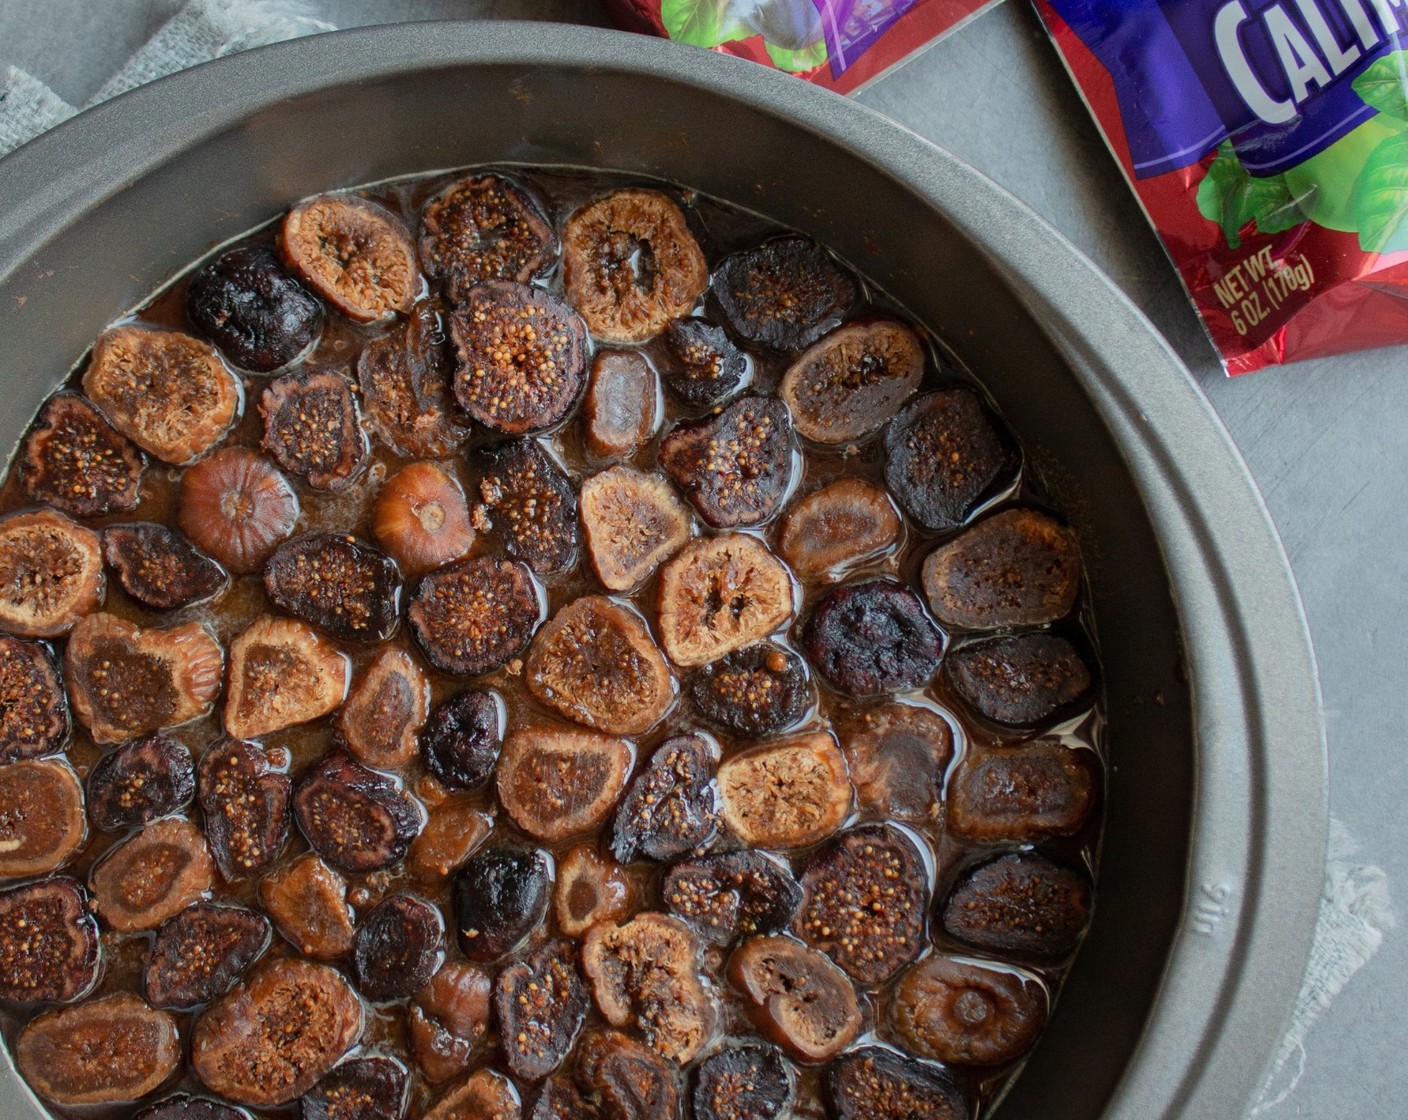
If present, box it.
[0,636,68,762]
[259,852,354,958]
[302,1056,409,1120]
[408,555,543,676]
[294,750,422,872]
[178,448,300,574]
[186,245,323,374]
[580,465,692,591]
[224,615,348,739]
[921,509,1082,630]
[21,392,143,517]
[17,992,180,1105]
[408,796,492,882]
[192,957,363,1107]
[692,1043,793,1120]
[582,912,714,1063]
[450,281,587,434]
[531,1077,600,1120]
[0,877,100,1003]
[497,937,590,1080]
[66,613,223,744]
[555,845,633,937]
[420,688,504,790]
[828,1046,966,1120]
[777,478,901,580]
[655,533,794,668]
[779,318,924,444]
[260,368,369,491]
[0,758,86,878]
[355,893,444,1002]
[661,317,748,408]
[280,193,419,322]
[0,509,104,637]
[657,395,793,528]
[562,188,707,343]
[452,846,551,962]
[473,439,579,572]
[892,955,1046,1066]
[358,300,472,458]
[419,172,557,297]
[584,349,658,460]
[199,738,291,880]
[727,936,861,1062]
[940,851,1093,958]
[374,461,476,575]
[89,815,213,932]
[136,1095,252,1120]
[424,1069,521,1120]
[662,850,802,946]
[338,648,430,769]
[948,742,1099,843]
[145,902,271,1009]
[841,703,954,822]
[800,579,943,697]
[684,643,810,738]
[103,522,228,610]
[710,236,855,353]
[84,324,240,464]
[409,962,492,1084]
[611,733,719,863]
[88,733,194,832]
[946,632,1093,726]
[525,596,674,735]
[497,726,634,842]
[575,1029,678,1120]
[265,534,402,643]
[716,733,851,850]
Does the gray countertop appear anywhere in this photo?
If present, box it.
[3,1,1399,1115]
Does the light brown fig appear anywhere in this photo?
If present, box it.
[408,555,543,677]
[374,461,477,576]
[280,193,419,322]
[497,725,634,842]
[777,478,901,580]
[716,732,851,850]
[580,466,692,591]
[258,851,355,959]
[21,392,144,518]
[947,742,1099,843]
[0,758,86,878]
[89,816,214,932]
[525,596,674,735]
[655,533,794,668]
[891,955,1047,1066]
[223,615,349,739]
[841,702,954,822]
[83,324,240,464]
[408,796,493,882]
[0,636,68,762]
[0,509,104,638]
[423,1068,522,1120]
[584,349,658,460]
[178,448,299,574]
[65,613,223,744]
[337,647,431,769]
[409,961,493,1084]
[555,845,634,937]
[727,936,861,1063]
[418,172,558,297]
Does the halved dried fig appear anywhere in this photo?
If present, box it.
[89,815,213,932]
[358,300,472,458]
[525,596,674,735]
[452,846,551,962]
[727,935,861,1062]
[777,478,901,580]
[795,824,928,984]
[580,466,692,591]
[186,245,323,374]
[84,325,240,464]
[582,912,714,1064]
[424,1069,521,1120]
[0,758,86,878]
[716,733,851,850]
[658,395,794,529]
[294,750,422,872]
[103,522,228,610]
[884,388,1015,532]
[828,1046,966,1120]
[779,318,924,444]
[338,648,430,769]
[941,851,1093,958]
[265,534,402,643]
[662,850,802,946]
[88,733,195,833]
[259,852,354,959]
[584,349,658,460]
[710,236,855,353]
[374,461,476,575]
[922,509,1081,630]
[419,172,557,297]
[562,188,708,343]
[192,957,363,1107]
[280,194,419,322]
[450,281,587,434]
[949,742,1099,843]
[66,613,223,744]
[656,533,794,668]
[575,1030,678,1120]
[260,369,369,491]
[611,733,718,863]
[420,688,504,791]
[555,845,633,938]
[136,1095,252,1120]
[692,1043,793,1120]
[0,877,100,1003]
[662,317,748,408]
[946,632,1093,727]
[0,509,104,637]
[892,955,1046,1066]
[408,555,543,676]
[685,643,811,738]
[17,992,180,1105]
[473,439,579,572]
[841,703,954,822]
[224,615,348,739]
[409,962,492,1084]
[199,738,291,880]
[21,393,144,517]
[302,1056,409,1120]
[531,1076,600,1120]
[800,579,943,697]
[179,449,300,574]
[0,636,68,762]
[145,902,271,1009]
[408,796,492,882]
[497,937,590,1081]
[355,893,444,1002]
[497,726,634,842]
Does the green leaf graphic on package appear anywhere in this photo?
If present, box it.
[663,0,830,69]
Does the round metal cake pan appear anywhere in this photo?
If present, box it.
[0,22,1326,1120]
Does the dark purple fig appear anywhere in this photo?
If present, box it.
[710,236,855,353]
[685,643,811,738]
[354,894,444,1003]
[940,851,1093,958]
[658,395,794,528]
[828,1046,966,1120]
[145,902,271,1009]
[103,522,228,610]
[452,846,551,962]
[0,635,68,763]
[574,1029,678,1120]
[532,1076,601,1120]
[264,533,402,642]
[661,316,747,408]
[408,555,543,677]
[135,1095,253,1120]
[87,733,194,832]
[198,738,291,880]
[302,1056,409,1120]
[496,937,590,1081]
[0,877,100,1003]
[801,579,944,696]
[419,172,557,298]
[294,750,422,873]
[472,438,579,573]
[945,632,1093,726]
[611,733,719,863]
[419,688,504,791]
[662,850,802,947]
[693,1043,793,1120]
[186,245,323,373]
[21,392,144,518]
[260,368,369,491]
